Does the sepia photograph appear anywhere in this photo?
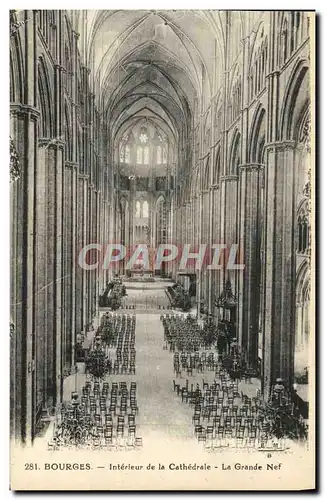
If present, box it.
[9,8,315,491]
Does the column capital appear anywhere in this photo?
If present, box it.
[38,137,65,150]
[78,173,89,180]
[239,163,264,172]
[220,175,239,182]
[54,63,65,72]
[264,140,296,151]
[65,161,78,170]
[10,103,40,121]
[265,70,280,79]
[72,29,80,40]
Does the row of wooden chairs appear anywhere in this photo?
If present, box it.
[49,434,143,451]
[161,315,207,352]
[51,379,141,450]
[100,313,136,374]
[172,374,269,449]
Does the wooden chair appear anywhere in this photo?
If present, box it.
[201,407,210,421]
[197,429,206,443]
[135,437,143,449]
[128,425,136,437]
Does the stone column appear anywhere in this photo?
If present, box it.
[35,142,49,417]
[94,188,100,310]
[54,9,64,406]
[197,189,203,318]
[220,174,239,293]
[98,194,105,295]
[62,162,72,373]
[10,103,40,443]
[262,141,296,396]
[71,28,79,367]
[87,183,94,322]
[71,162,78,367]
[10,9,39,444]
[35,140,59,410]
[53,140,64,407]
[75,173,84,336]
[238,163,264,368]
[219,178,226,297]
[209,185,220,318]
[78,173,89,333]
[207,184,214,314]
[101,199,108,289]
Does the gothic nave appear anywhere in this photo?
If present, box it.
[10,10,314,447]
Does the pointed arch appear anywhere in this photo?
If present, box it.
[77,129,82,167]
[249,21,268,99]
[64,100,72,162]
[296,259,310,305]
[202,154,210,190]
[213,145,221,184]
[249,104,266,163]
[38,57,53,138]
[295,256,310,356]
[9,11,25,103]
[279,59,309,141]
[229,130,241,176]
[10,27,24,103]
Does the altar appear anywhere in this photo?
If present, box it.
[130,259,154,279]
[131,269,153,278]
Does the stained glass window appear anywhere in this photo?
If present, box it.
[137,146,142,164]
[157,146,162,164]
[125,145,130,164]
[297,206,309,254]
[119,145,124,163]
[142,201,149,218]
[143,146,149,165]
[163,147,167,164]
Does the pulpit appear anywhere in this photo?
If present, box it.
[215,279,237,344]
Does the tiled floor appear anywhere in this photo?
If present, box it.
[121,282,171,309]
[134,313,195,444]
[34,282,308,467]
[40,282,267,454]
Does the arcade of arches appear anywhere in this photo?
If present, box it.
[10,10,314,443]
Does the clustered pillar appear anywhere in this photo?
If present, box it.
[10,10,111,443]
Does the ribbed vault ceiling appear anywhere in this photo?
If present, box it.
[74,10,224,149]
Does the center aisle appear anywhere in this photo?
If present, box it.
[135,314,195,448]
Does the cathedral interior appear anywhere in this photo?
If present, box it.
[10,10,312,449]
